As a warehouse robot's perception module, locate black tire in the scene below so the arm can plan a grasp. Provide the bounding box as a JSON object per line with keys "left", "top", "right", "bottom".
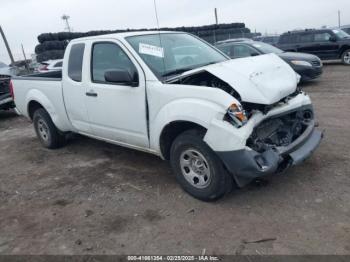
{"left": 33, "top": 108, "right": 65, "bottom": 149}
{"left": 170, "top": 129, "right": 233, "bottom": 201}
{"left": 341, "top": 49, "right": 350, "bottom": 65}
{"left": 35, "top": 41, "right": 67, "bottom": 54}
{"left": 36, "top": 50, "right": 65, "bottom": 63}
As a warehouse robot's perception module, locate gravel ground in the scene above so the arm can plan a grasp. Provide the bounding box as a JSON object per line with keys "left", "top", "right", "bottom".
{"left": 0, "top": 63, "right": 349, "bottom": 255}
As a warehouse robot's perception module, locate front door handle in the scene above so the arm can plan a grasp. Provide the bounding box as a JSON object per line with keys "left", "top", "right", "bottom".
{"left": 86, "top": 91, "right": 98, "bottom": 97}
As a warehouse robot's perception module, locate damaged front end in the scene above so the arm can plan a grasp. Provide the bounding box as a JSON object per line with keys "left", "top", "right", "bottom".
{"left": 217, "top": 105, "right": 323, "bottom": 187}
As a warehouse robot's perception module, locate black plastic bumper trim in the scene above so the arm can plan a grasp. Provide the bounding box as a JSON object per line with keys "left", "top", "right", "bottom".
{"left": 216, "top": 128, "right": 323, "bottom": 188}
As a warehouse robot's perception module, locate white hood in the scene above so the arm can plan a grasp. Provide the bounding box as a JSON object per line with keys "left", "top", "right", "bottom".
{"left": 192, "top": 54, "right": 299, "bottom": 105}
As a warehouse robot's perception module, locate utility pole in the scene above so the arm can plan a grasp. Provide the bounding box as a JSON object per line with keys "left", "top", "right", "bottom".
{"left": 0, "top": 25, "right": 15, "bottom": 65}
{"left": 21, "top": 44, "right": 29, "bottom": 70}
{"left": 338, "top": 10, "right": 341, "bottom": 28}
{"left": 61, "top": 14, "right": 71, "bottom": 32}
{"left": 214, "top": 8, "right": 218, "bottom": 25}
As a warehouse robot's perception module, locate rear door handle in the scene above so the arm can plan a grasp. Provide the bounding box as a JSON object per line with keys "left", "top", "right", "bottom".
{"left": 86, "top": 91, "right": 98, "bottom": 97}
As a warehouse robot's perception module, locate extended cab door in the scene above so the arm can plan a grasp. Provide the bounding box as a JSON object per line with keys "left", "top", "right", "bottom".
{"left": 62, "top": 43, "right": 92, "bottom": 133}
{"left": 83, "top": 40, "right": 149, "bottom": 148}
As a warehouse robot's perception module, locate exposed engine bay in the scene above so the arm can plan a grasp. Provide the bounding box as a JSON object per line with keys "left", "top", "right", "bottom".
{"left": 169, "top": 71, "right": 242, "bottom": 101}
{"left": 247, "top": 106, "right": 314, "bottom": 153}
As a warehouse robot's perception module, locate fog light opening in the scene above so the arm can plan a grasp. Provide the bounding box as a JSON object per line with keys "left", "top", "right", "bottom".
{"left": 303, "top": 110, "right": 313, "bottom": 121}
{"left": 255, "top": 156, "right": 268, "bottom": 171}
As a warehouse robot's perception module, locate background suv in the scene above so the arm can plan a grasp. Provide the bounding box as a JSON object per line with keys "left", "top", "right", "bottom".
{"left": 216, "top": 39, "right": 323, "bottom": 81}
{"left": 253, "top": 35, "right": 280, "bottom": 46}
{"left": 277, "top": 29, "right": 350, "bottom": 65}
{"left": 340, "top": 25, "right": 350, "bottom": 35}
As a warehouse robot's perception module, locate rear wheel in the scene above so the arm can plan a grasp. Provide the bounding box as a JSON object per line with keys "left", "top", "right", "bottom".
{"left": 341, "top": 49, "right": 350, "bottom": 65}
{"left": 33, "top": 108, "right": 65, "bottom": 149}
{"left": 170, "top": 129, "right": 233, "bottom": 201}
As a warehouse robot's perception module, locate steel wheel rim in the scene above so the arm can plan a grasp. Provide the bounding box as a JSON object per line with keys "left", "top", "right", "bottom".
{"left": 344, "top": 52, "right": 350, "bottom": 64}
{"left": 37, "top": 119, "right": 49, "bottom": 142}
{"left": 180, "top": 149, "right": 211, "bottom": 189}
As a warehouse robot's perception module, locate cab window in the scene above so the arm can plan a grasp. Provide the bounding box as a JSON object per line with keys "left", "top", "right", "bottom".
{"left": 68, "top": 44, "right": 85, "bottom": 82}
{"left": 231, "top": 45, "right": 258, "bottom": 58}
{"left": 314, "top": 33, "right": 332, "bottom": 42}
{"left": 91, "top": 42, "right": 137, "bottom": 84}
{"left": 217, "top": 44, "right": 232, "bottom": 57}
{"left": 299, "top": 33, "right": 314, "bottom": 43}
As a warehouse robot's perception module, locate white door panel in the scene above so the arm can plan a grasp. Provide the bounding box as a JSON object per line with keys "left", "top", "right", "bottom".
{"left": 84, "top": 40, "right": 149, "bottom": 148}
{"left": 86, "top": 83, "right": 148, "bottom": 147}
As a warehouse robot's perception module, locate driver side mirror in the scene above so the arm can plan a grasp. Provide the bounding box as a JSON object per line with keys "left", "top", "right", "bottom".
{"left": 329, "top": 36, "right": 337, "bottom": 42}
{"left": 104, "top": 69, "right": 138, "bottom": 87}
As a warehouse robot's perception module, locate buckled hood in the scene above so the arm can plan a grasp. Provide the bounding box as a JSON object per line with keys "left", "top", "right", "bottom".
{"left": 183, "top": 53, "right": 299, "bottom": 105}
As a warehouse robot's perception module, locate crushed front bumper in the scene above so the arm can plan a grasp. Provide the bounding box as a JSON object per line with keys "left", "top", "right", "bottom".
{"left": 216, "top": 121, "right": 323, "bottom": 187}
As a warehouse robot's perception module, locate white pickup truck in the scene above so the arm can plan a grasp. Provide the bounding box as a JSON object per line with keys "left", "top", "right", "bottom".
{"left": 12, "top": 31, "right": 323, "bottom": 201}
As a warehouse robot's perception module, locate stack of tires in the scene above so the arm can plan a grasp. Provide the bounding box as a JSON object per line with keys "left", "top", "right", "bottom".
{"left": 35, "top": 23, "right": 259, "bottom": 62}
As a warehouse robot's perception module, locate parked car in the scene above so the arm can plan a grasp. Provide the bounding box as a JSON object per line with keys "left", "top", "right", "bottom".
{"left": 277, "top": 28, "right": 350, "bottom": 65}
{"left": 216, "top": 39, "right": 323, "bottom": 81}
{"left": 0, "top": 62, "right": 15, "bottom": 110}
{"left": 38, "top": 59, "right": 63, "bottom": 72}
{"left": 340, "top": 25, "right": 350, "bottom": 35}
{"left": 253, "top": 35, "right": 280, "bottom": 46}
{"left": 12, "top": 31, "right": 323, "bottom": 201}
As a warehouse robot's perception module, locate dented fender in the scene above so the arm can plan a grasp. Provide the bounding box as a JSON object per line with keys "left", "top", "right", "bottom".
{"left": 24, "top": 89, "right": 72, "bottom": 132}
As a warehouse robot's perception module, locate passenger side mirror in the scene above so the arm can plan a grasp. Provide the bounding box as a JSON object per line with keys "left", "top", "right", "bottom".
{"left": 104, "top": 69, "right": 138, "bottom": 87}
{"left": 251, "top": 52, "right": 260, "bottom": 57}
{"left": 329, "top": 36, "right": 337, "bottom": 42}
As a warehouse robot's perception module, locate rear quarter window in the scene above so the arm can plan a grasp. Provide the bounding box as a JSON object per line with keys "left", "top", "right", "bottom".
{"left": 299, "top": 33, "right": 314, "bottom": 43}
{"left": 279, "top": 34, "right": 299, "bottom": 44}
{"left": 68, "top": 43, "right": 85, "bottom": 82}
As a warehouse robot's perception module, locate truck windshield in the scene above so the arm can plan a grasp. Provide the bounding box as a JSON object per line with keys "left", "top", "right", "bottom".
{"left": 126, "top": 33, "right": 228, "bottom": 80}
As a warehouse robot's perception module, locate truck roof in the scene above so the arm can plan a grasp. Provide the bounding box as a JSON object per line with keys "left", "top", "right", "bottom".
{"left": 69, "top": 30, "right": 181, "bottom": 43}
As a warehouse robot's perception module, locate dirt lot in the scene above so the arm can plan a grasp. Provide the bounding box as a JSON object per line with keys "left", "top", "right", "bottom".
{"left": 0, "top": 63, "right": 349, "bottom": 255}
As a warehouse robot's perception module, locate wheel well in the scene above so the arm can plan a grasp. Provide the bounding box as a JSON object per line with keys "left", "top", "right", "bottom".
{"left": 28, "top": 101, "right": 44, "bottom": 120}
{"left": 340, "top": 46, "right": 350, "bottom": 57}
{"left": 159, "top": 121, "right": 207, "bottom": 160}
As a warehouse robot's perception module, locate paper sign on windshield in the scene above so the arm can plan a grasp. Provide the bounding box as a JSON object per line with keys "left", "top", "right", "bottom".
{"left": 139, "top": 43, "right": 164, "bottom": 58}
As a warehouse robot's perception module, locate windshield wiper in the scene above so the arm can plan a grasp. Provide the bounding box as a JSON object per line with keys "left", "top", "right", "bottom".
{"left": 162, "top": 67, "right": 196, "bottom": 77}
{"left": 162, "top": 61, "right": 219, "bottom": 78}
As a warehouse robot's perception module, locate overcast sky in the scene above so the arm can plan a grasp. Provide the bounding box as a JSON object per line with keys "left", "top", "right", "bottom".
{"left": 1, "top": 0, "right": 349, "bottom": 64}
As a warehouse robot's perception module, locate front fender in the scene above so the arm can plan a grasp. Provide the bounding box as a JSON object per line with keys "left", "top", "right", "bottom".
{"left": 150, "top": 98, "right": 231, "bottom": 153}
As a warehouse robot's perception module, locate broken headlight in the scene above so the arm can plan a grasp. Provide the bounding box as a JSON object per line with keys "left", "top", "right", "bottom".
{"left": 225, "top": 103, "right": 248, "bottom": 128}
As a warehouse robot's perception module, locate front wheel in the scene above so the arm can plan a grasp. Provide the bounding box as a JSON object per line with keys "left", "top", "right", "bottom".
{"left": 170, "top": 129, "right": 233, "bottom": 201}
{"left": 341, "top": 49, "right": 350, "bottom": 65}
{"left": 33, "top": 108, "right": 65, "bottom": 149}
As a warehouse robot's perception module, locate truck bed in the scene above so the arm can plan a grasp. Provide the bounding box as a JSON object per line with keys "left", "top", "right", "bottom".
{"left": 18, "top": 70, "right": 62, "bottom": 81}
{"left": 12, "top": 71, "right": 72, "bottom": 132}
